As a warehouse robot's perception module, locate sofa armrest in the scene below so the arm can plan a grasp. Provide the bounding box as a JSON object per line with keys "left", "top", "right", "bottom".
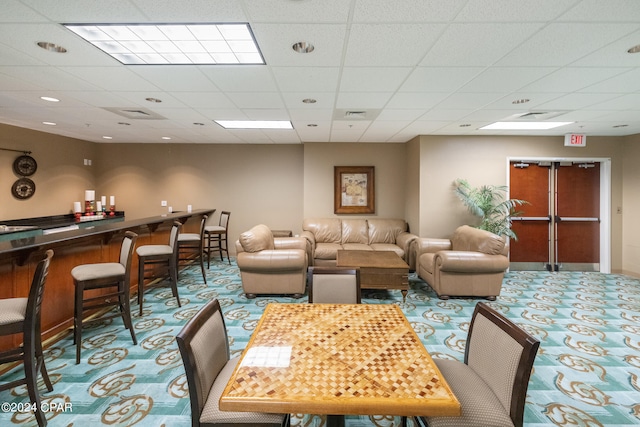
{"left": 396, "top": 231, "right": 418, "bottom": 253}
{"left": 237, "top": 249, "right": 306, "bottom": 271}
{"left": 435, "top": 251, "right": 509, "bottom": 273}
{"left": 274, "top": 236, "right": 307, "bottom": 251}
{"left": 300, "top": 230, "right": 316, "bottom": 265}
{"left": 415, "top": 238, "right": 452, "bottom": 257}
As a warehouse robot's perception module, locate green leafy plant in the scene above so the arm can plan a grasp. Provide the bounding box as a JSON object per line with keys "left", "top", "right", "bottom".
{"left": 453, "top": 178, "right": 529, "bottom": 240}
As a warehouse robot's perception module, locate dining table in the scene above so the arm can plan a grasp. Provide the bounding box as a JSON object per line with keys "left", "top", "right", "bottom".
{"left": 219, "top": 303, "right": 460, "bottom": 427}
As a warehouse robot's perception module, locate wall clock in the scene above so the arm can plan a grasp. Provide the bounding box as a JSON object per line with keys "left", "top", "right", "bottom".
{"left": 12, "top": 177, "right": 36, "bottom": 199}
{"left": 13, "top": 154, "right": 38, "bottom": 176}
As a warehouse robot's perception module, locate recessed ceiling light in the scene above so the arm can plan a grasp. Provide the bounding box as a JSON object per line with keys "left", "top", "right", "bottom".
{"left": 627, "top": 44, "right": 640, "bottom": 54}
{"left": 613, "top": 124, "right": 628, "bottom": 128}
{"left": 161, "top": 136, "right": 172, "bottom": 140}
{"left": 307, "top": 124, "right": 318, "bottom": 127}
{"left": 302, "top": 98, "right": 317, "bottom": 104}
{"left": 480, "top": 121, "right": 573, "bottom": 130}
{"left": 42, "top": 121, "right": 56, "bottom": 126}
{"left": 40, "top": 96, "right": 60, "bottom": 102}
{"left": 512, "top": 99, "right": 530, "bottom": 104}
{"left": 64, "top": 23, "right": 264, "bottom": 65}
{"left": 37, "top": 41, "right": 67, "bottom": 53}
{"left": 292, "top": 42, "right": 314, "bottom": 53}
{"left": 102, "top": 136, "right": 113, "bottom": 139}
{"left": 214, "top": 120, "right": 293, "bottom": 129}
{"left": 193, "top": 122, "right": 204, "bottom": 126}
{"left": 118, "top": 122, "right": 131, "bottom": 125}
{"left": 146, "top": 97, "right": 162, "bottom": 103}
{"left": 459, "top": 124, "right": 471, "bottom": 127}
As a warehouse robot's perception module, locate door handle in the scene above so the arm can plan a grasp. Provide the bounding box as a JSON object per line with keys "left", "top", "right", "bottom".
{"left": 556, "top": 217, "right": 599, "bottom": 222}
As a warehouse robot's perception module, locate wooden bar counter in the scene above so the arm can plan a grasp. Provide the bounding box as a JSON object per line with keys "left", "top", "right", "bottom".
{"left": 0, "top": 209, "right": 214, "bottom": 350}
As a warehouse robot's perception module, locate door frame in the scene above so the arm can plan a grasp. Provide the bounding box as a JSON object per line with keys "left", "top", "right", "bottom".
{"left": 506, "top": 156, "right": 611, "bottom": 273}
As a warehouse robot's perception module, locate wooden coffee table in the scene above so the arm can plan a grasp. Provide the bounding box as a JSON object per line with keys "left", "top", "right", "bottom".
{"left": 337, "top": 250, "right": 409, "bottom": 302}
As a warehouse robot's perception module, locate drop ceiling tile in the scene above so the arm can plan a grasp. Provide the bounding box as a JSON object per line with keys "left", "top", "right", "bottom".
{"left": 352, "top": 0, "right": 467, "bottom": 22}
{"left": 377, "top": 109, "right": 427, "bottom": 121}
{"left": 584, "top": 93, "right": 640, "bottom": 110}
{"left": 272, "top": 67, "right": 340, "bottom": 93}
{"left": 484, "top": 92, "right": 568, "bottom": 110}
{"left": 60, "top": 66, "right": 160, "bottom": 91}
{"left": 418, "top": 109, "right": 474, "bottom": 121}
{"left": 226, "top": 92, "right": 285, "bottom": 109}
{"left": 335, "top": 92, "right": 393, "bottom": 109}
{"left": 252, "top": 23, "right": 346, "bottom": 67}
{"left": 497, "top": 23, "right": 640, "bottom": 66}
{"left": 535, "top": 93, "right": 622, "bottom": 110}
{"left": 400, "top": 67, "right": 484, "bottom": 92}
{"left": 171, "top": 91, "right": 236, "bottom": 109}
{"left": 288, "top": 108, "right": 334, "bottom": 121}
{"left": 420, "top": 23, "right": 545, "bottom": 66}
{"left": 339, "top": 67, "right": 412, "bottom": 92}
{"left": 1, "top": 65, "right": 100, "bottom": 91}
{"left": 519, "top": 67, "right": 632, "bottom": 93}
{"left": 459, "top": 67, "right": 558, "bottom": 93}
{"left": 344, "top": 23, "right": 446, "bottom": 67}
{"left": 455, "top": 0, "right": 580, "bottom": 21}
{"left": 132, "top": 0, "right": 247, "bottom": 21}
{"left": 21, "top": 0, "right": 148, "bottom": 21}
{"left": 435, "top": 92, "right": 504, "bottom": 110}
{"left": 281, "top": 93, "right": 336, "bottom": 110}
{"left": 558, "top": 0, "right": 640, "bottom": 21}
{"left": 1, "top": 0, "right": 48, "bottom": 22}
{"left": 295, "top": 121, "right": 331, "bottom": 142}
{"left": 386, "top": 92, "right": 450, "bottom": 109}
{"left": 244, "top": 0, "right": 351, "bottom": 23}
{"left": 572, "top": 29, "right": 640, "bottom": 67}
{"left": 242, "top": 109, "right": 290, "bottom": 120}
{"left": 131, "top": 67, "right": 221, "bottom": 92}
{"left": 200, "top": 66, "right": 277, "bottom": 93}
{"left": 361, "top": 121, "right": 414, "bottom": 142}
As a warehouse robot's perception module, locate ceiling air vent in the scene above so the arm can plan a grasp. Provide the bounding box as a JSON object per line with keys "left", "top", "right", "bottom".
{"left": 102, "top": 107, "right": 167, "bottom": 120}
{"left": 345, "top": 111, "right": 367, "bottom": 119}
{"left": 508, "top": 111, "right": 569, "bottom": 121}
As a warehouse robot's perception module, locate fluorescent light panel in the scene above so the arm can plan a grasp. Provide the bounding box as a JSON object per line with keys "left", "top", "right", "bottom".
{"left": 480, "top": 121, "right": 573, "bottom": 130}
{"left": 64, "top": 23, "right": 264, "bottom": 65}
{"left": 215, "top": 120, "right": 293, "bottom": 129}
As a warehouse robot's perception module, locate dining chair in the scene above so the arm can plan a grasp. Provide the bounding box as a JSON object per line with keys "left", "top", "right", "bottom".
{"left": 307, "top": 266, "right": 361, "bottom": 303}
{"left": 178, "top": 215, "right": 208, "bottom": 284}
{"left": 205, "top": 211, "right": 230, "bottom": 267}
{"left": 176, "top": 298, "right": 290, "bottom": 427}
{"left": 71, "top": 231, "right": 138, "bottom": 364}
{"left": 415, "top": 302, "right": 540, "bottom": 427}
{"left": 137, "top": 221, "right": 182, "bottom": 315}
{"left": 0, "top": 250, "right": 54, "bottom": 427}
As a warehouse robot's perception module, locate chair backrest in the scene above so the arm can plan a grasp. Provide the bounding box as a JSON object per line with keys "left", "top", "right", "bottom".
{"left": 169, "top": 221, "right": 182, "bottom": 251}
{"left": 219, "top": 211, "right": 230, "bottom": 231}
{"left": 465, "top": 302, "right": 540, "bottom": 427}
{"left": 307, "top": 267, "right": 361, "bottom": 303}
{"left": 176, "top": 299, "right": 230, "bottom": 424}
{"left": 198, "top": 215, "right": 208, "bottom": 241}
{"left": 119, "top": 231, "right": 138, "bottom": 283}
{"left": 25, "top": 250, "right": 54, "bottom": 347}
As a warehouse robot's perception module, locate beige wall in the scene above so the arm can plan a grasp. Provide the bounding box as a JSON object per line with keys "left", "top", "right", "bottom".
{"left": 0, "top": 124, "right": 96, "bottom": 220}
{"left": 622, "top": 134, "right": 640, "bottom": 276}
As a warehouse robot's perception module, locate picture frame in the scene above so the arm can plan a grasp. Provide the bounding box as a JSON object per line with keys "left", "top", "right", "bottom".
{"left": 334, "top": 166, "right": 375, "bottom": 214}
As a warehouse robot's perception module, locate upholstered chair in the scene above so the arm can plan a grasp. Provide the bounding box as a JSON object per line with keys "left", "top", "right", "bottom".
{"left": 307, "top": 267, "right": 361, "bottom": 303}
{"left": 178, "top": 215, "right": 208, "bottom": 284}
{"left": 176, "top": 299, "right": 290, "bottom": 427}
{"left": 416, "top": 302, "right": 540, "bottom": 427}
{"left": 0, "top": 250, "right": 54, "bottom": 427}
{"left": 205, "top": 211, "right": 230, "bottom": 266}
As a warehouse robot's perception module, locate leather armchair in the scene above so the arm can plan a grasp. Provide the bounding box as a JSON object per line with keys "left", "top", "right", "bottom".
{"left": 236, "top": 224, "right": 307, "bottom": 299}
{"left": 416, "top": 225, "right": 509, "bottom": 300}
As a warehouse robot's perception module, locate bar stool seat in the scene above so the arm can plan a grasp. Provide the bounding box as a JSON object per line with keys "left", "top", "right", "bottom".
{"left": 71, "top": 231, "right": 138, "bottom": 364}
{"left": 137, "top": 221, "right": 182, "bottom": 316}
{"left": 0, "top": 250, "right": 54, "bottom": 427}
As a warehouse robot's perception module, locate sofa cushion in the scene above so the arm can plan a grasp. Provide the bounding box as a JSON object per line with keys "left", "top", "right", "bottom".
{"left": 314, "top": 242, "right": 343, "bottom": 260}
{"left": 303, "top": 218, "right": 341, "bottom": 244}
{"left": 370, "top": 243, "right": 404, "bottom": 258}
{"left": 239, "top": 224, "right": 274, "bottom": 253}
{"left": 368, "top": 219, "right": 406, "bottom": 244}
{"left": 341, "top": 219, "right": 368, "bottom": 244}
{"left": 451, "top": 225, "right": 505, "bottom": 255}
{"left": 342, "top": 243, "right": 372, "bottom": 251}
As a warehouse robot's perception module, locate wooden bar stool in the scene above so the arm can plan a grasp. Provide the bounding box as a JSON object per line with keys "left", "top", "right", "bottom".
{"left": 0, "top": 250, "right": 54, "bottom": 427}
{"left": 205, "top": 211, "right": 231, "bottom": 267}
{"left": 178, "top": 214, "right": 208, "bottom": 284}
{"left": 136, "top": 221, "right": 182, "bottom": 316}
{"left": 71, "top": 231, "right": 138, "bottom": 364}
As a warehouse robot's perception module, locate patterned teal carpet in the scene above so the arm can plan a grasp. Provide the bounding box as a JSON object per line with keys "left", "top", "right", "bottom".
{"left": 1, "top": 259, "right": 639, "bottom": 426}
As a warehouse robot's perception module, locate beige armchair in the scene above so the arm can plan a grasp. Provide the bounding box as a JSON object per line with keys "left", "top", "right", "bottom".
{"left": 416, "top": 225, "right": 509, "bottom": 300}
{"left": 236, "top": 224, "right": 307, "bottom": 299}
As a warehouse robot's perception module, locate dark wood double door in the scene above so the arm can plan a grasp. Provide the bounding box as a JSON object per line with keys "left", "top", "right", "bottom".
{"left": 509, "top": 160, "right": 600, "bottom": 272}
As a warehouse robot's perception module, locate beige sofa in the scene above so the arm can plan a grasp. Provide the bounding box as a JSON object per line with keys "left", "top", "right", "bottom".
{"left": 415, "top": 225, "right": 509, "bottom": 300}
{"left": 235, "top": 224, "right": 307, "bottom": 298}
{"left": 301, "top": 218, "right": 417, "bottom": 269}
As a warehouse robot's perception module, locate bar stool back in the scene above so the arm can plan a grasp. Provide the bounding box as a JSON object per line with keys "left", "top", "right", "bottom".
{"left": 71, "top": 231, "right": 138, "bottom": 364}
{"left": 178, "top": 214, "right": 208, "bottom": 284}
{"left": 136, "top": 221, "right": 182, "bottom": 316}
{"left": 0, "top": 249, "right": 54, "bottom": 427}
{"left": 205, "top": 211, "right": 231, "bottom": 266}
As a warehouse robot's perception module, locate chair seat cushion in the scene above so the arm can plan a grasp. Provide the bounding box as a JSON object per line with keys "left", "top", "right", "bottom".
{"left": 201, "top": 356, "right": 286, "bottom": 424}
{"left": 205, "top": 225, "right": 225, "bottom": 233}
{"left": 178, "top": 233, "right": 201, "bottom": 242}
{"left": 425, "top": 358, "right": 515, "bottom": 427}
{"left": 71, "top": 263, "right": 125, "bottom": 281}
{"left": 136, "top": 245, "right": 172, "bottom": 256}
{"left": 0, "top": 297, "right": 27, "bottom": 326}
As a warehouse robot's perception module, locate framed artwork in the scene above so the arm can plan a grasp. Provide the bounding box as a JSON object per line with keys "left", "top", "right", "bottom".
{"left": 334, "top": 166, "right": 375, "bottom": 214}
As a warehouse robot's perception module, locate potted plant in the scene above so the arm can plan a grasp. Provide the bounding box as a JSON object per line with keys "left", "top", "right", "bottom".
{"left": 453, "top": 178, "right": 528, "bottom": 240}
